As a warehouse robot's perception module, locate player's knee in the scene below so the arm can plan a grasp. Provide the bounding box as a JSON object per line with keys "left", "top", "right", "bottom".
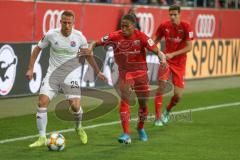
{"left": 38, "top": 97, "right": 49, "bottom": 107}
{"left": 69, "top": 99, "right": 80, "bottom": 112}
{"left": 38, "top": 94, "right": 50, "bottom": 107}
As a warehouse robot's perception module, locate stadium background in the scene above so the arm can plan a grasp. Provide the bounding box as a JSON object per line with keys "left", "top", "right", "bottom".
{"left": 0, "top": 1, "right": 239, "bottom": 160}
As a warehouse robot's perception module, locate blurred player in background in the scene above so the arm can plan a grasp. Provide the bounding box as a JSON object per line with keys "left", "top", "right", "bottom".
{"left": 81, "top": 14, "right": 166, "bottom": 144}
{"left": 26, "top": 10, "right": 105, "bottom": 147}
{"left": 153, "top": 5, "right": 193, "bottom": 126}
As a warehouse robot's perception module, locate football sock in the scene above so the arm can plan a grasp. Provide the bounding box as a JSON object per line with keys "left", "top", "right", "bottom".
{"left": 166, "top": 95, "right": 179, "bottom": 112}
{"left": 120, "top": 100, "right": 130, "bottom": 134}
{"left": 154, "top": 94, "right": 163, "bottom": 120}
{"left": 72, "top": 107, "right": 83, "bottom": 129}
{"left": 137, "top": 106, "right": 148, "bottom": 130}
{"left": 36, "top": 106, "right": 47, "bottom": 137}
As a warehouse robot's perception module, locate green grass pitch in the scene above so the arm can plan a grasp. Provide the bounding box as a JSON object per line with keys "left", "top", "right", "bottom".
{"left": 0, "top": 87, "right": 240, "bottom": 160}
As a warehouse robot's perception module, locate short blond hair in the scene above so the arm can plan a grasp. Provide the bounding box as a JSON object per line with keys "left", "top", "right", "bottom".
{"left": 61, "top": 10, "right": 75, "bottom": 18}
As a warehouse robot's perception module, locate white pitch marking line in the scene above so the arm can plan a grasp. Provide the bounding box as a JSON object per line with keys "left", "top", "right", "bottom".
{"left": 0, "top": 102, "right": 240, "bottom": 144}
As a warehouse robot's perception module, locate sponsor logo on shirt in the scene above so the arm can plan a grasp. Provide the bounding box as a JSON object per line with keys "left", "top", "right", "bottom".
{"left": 168, "top": 37, "right": 182, "bottom": 43}
{"left": 118, "top": 40, "right": 133, "bottom": 51}
{"left": 70, "top": 41, "right": 76, "bottom": 47}
{"left": 178, "top": 29, "right": 184, "bottom": 33}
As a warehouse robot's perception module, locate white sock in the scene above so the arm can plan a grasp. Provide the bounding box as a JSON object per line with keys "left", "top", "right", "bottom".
{"left": 73, "top": 107, "right": 83, "bottom": 129}
{"left": 36, "top": 107, "right": 48, "bottom": 137}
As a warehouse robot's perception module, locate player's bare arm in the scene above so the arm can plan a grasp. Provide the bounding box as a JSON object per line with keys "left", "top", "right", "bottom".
{"left": 78, "top": 42, "right": 107, "bottom": 81}
{"left": 26, "top": 46, "right": 42, "bottom": 80}
{"left": 85, "top": 54, "right": 107, "bottom": 82}
{"left": 79, "top": 41, "right": 97, "bottom": 56}
{"left": 166, "top": 40, "right": 192, "bottom": 59}
{"left": 151, "top": 46, "right": 166, "bottom": 63}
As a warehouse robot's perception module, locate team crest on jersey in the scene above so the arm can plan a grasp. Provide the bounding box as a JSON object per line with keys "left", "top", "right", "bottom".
{"left": 134, "top": 40, "right": 141, "bottom": 46}
{"left": 70, "top": 41, "right": 76, "bottom": 47}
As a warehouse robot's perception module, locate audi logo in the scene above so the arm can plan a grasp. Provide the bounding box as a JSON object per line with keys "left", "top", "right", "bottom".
{"left": 43, "top": 10, "right": 64, "bottom": 34}
{"left": 137, "top": 13, "right": 154, "bottom": 37}
{"left": 195, "top": 14, "right": 216, "bottom": 38}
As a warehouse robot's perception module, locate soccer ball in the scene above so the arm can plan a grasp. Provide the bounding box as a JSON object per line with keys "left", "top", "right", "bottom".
{"left": 46, "top": 133, "right": 65, "bottom": 151}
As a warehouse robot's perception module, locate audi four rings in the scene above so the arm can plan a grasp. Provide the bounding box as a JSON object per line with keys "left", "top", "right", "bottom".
{"left": 195, "top": 14, "right": 216, "bottom": 38}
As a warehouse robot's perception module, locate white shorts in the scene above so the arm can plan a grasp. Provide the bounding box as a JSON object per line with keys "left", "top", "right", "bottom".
{"left": 40, "top": 67, "right": 81, "bottom": 100}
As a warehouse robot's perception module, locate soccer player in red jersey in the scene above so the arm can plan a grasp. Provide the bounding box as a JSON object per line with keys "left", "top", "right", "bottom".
{"left": 80, "top": 14, "right": 165, "bottom": 144}
{"left": 153, "top": 5, "right": 193, "bottom": 126}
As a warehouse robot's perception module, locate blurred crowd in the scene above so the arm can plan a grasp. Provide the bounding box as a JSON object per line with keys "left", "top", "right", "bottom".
{"left": 36, "top": 0, "right": 240, "bottom": 9}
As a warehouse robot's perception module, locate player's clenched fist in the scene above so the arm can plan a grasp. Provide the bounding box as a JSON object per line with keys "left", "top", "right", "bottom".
{"left": 26, "top": 69, "right": 34, "bottom": 80}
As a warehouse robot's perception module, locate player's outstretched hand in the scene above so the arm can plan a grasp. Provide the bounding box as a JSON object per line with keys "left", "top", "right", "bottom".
{"left": 26, "top": 69, "right": 33, "bottom": 80}
{"left": 97, "top": 72, "right": 107, "bottom": 82}
{"left": 165, "top": 53, "right": 174, "bottom": 60}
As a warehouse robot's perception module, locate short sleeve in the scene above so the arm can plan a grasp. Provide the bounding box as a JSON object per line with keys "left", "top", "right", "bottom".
{"left": 141, "top": 32, "right": 157, "bottom": 52}
{"left": 155, "top": 23, "right": 165, "bottom": 40}
{"left": 96, "top": 33, "right": 115, "bottom": 46}
{"left": 38, "top": 32, "right": 50, "bottom": 49}
{"left": 80, "top": 33, "right": 89, "bottom": 49}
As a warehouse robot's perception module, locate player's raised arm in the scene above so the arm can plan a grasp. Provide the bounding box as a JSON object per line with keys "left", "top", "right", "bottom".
{"left": 26, "top": 46, "right": 42, "bottom": 80}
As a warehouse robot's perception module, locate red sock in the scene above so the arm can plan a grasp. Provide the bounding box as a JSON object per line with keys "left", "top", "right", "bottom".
{"left": 154, "top": 94, "right": 162, "bottom": 120}
{"left": 137, "top": 106, "right": 148, "bottom": 130}
{"left": 167, "top": 95, "right": 179, "bottom": 111}
{"left": 120, "top": 100, "right": 130, "bottom": 134}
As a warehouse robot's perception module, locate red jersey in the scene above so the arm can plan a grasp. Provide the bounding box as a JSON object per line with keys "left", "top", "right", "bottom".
{"left": 156, "top": 20, "right": 193, "bottom": 63}
{"left": 97, "top": 29, "right": 157, "bottom": 72}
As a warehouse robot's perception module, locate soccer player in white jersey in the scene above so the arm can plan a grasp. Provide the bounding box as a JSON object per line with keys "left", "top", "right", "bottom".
{"left": 26, "top": 10, "right": 106, "bottom": 147}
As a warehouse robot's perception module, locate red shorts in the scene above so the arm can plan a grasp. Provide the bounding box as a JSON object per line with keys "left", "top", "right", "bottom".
{"left": 158, "top": 62, "right": 186, "bottom": 88}
{"left": 118, "top": 70, "right": 150, "bottom": 98}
